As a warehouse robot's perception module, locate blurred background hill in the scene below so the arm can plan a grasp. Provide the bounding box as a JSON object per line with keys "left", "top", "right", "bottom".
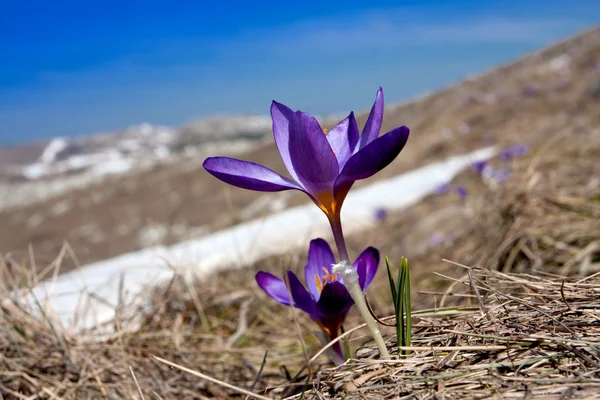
{"left": 1, "top": 25, "right": 599, "bottom": 273}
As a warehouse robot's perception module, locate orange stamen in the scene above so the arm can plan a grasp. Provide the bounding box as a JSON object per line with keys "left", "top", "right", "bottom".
{"left": 321, "top": 267, "right": 339, "bottom": 283}
{"left": 314, "top": 267, "right": 340, "bottom": 295}
{"left": 315, "top": 275, "right": 323, "bottom": 294}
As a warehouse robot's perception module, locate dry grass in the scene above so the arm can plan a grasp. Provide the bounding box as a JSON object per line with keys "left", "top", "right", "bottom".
{"left": 2, "top": 118, "right": 599, "bottom": 399}
{"left": 287, "top": 266, "right": 600, "bottom": 399}
{"left": 0, "top": 257, "right": 331, "bottom": 399}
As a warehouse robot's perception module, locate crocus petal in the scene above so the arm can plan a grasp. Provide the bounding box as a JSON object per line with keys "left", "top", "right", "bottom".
{"left": 357, "top": 87, "right": 384, "bottom": 150}
{"left": 334, "top": 126, "right": 410, "bottom": 196}
{"left": 304, "top": 238, "right": 336, "bottom": 300}
{"left": 288, "top": 111, "right": 339, "bottom": 199}
{"left": 255, "top": 271, "right": 293, "bottom": 306}
{"left": 353, "top": 247, "right": 380, "bottom": 291}
{"left": 326, "top": 112, "right": 359, "bottom": 169}
{"left": 271, "top": 101, "right": 301, "bottom": 182}
{"left": 203, "top": 157, "right": 303, "bottom": 192}
{"left": 287, "top": 271, "right": 317, "bottom": 316}
{"left": 315, "top": 281, "right": 354, "bottom": 319}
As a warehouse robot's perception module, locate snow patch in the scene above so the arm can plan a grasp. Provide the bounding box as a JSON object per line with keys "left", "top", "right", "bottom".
{"left": 548, "top": 54, "right": 571, "bottom": 72}
{"left": 51, "top": 200, "right": 72, "bottom": 217}
{"left": 39, "top": 137, "right": 69, "bottom": 164}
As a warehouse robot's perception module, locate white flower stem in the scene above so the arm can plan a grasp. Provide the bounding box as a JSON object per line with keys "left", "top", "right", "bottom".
{"left": 333, "top": 260, "right": 391, "bottom": 359}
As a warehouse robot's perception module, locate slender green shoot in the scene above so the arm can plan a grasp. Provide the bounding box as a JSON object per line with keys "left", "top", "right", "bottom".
{"left": 340, "top": 325, "right": 352, "bottom": 362}
{"left": 387, "top": 256, "right": 412, "bottom": 355}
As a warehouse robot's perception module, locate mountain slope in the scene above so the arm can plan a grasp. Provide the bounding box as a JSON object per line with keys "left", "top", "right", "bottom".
{"left": 1, "top": 26, "right": 599, "bottom": 273}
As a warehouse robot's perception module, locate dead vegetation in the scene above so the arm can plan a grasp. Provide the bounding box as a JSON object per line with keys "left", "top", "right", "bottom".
{"left": 2, "top": 109, "right": 599, "bottom": 398}
{"left": 287, "top": 266, "right": 600, "bottom": 399}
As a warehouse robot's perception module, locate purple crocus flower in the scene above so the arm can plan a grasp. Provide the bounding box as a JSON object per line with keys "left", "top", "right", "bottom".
{"left": 471, "top": 160, "right": 488, "bottom": 175}
{"left": 509, "top": 144, "right": 528, "bottom": 157}
{"left": 500, "top": 144, "right": 529, "bottom": 161}
{"left": 520, "top": 83, "right": 540, "bottom": 98}
{"left": 499, "top": 150, "right": 512, "bottom": 161}
{"left": 255, "top": 238, "right": 379, "bottom": 358}
{"left": 434, "top": 183, "right": 450, "bottom": 195}
{"left": 493, "top": 168, "right": 511, "bottom": 182}
{"left": 456, "top": 185, "right": 468, "bottom": 200}
{"left": 203, "top": 88, "right": 410, "bottom": 259}
{"left": 373, "top": 207, "right": 388, "bottom": 222}
{"left": 430, "top": 233, "right": 443, "bottom": 247}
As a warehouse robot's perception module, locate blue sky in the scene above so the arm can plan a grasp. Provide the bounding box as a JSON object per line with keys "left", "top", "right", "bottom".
{"left": 1, "top": 1, "right": 599, "bottom": 145}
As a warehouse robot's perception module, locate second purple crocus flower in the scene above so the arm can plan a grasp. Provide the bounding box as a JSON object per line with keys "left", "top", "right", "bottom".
{"left": 255, "top": 238, "right": 379, "bottom": 359}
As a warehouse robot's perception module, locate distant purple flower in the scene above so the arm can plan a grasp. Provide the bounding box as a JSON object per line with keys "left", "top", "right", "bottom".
{"left": 456, "top": 186, "right": 468, "bottom": 200}
{"left": 430, "top": 233, "right": 443, "bottom": 247}
{"left": 256, "top": 238, "right": 379, "bottom": 359}
{"left": 458, "top": 122, "right": 471, "bottom": 135}
{"left": 373, "top": 207, "right": 388, "bottom": 222}
{"left": 471, "top": 160, "right": 488, "bottom": 175}
{"left": 499, "top": 151, "right": 511, "bottom": 161}
{"left": 435, "top": 183, "right": 450, "bottom": 195}
{"left": 521, "top": 83, "right": 540, "bottom": 98}
{"left": 510, "top": 144, "right": 528, "bottom": 157}
{"left": 203, "top": 87, "right": 410, "bottom": 259}
{"left": 493, "top": 168, "right": 511, "bottom": 182}
{"left": 500, "top": 144, "right": 528, "bottom": 161}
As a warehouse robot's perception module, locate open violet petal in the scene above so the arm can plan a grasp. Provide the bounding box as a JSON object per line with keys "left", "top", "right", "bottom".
{"left": 335, "top": 126, "right": 410, "bottom": 195}
{"left": 304, "top": 238, "right": 337, "bottom": 300}
{"left": 288, "top": 111, "right": 339, "bottom": 198}
{"left": 203, "top": 157, "right": 303, "bottom": 192}
{"left": 287, "top": 271, "right": 317, "bottom": 316}
{"left": 255, "top": 271, "right": 293, "bottom": 306}
{"left": 354, "top": 247, "right": 380, "bottom": 291}
{"left": 326, "top": 112, "right": 360, "bottom": 170}
{"left": 271, "top": 101, "right": 301, "bottom": 182}
{"left": 357, "top": 87, "right": 384, "bottom": 150}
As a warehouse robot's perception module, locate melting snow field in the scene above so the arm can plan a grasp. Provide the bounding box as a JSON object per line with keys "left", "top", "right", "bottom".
{"left": 18, "top": 147, "right": 496, "bottom": 335}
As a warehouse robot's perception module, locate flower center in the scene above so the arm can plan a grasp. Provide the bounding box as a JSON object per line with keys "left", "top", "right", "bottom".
{"left": 314, "top": 267, "right": 340, "bottom": 294}
{"left": 315, "top": 191, "right": 338, "bottom": 217}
